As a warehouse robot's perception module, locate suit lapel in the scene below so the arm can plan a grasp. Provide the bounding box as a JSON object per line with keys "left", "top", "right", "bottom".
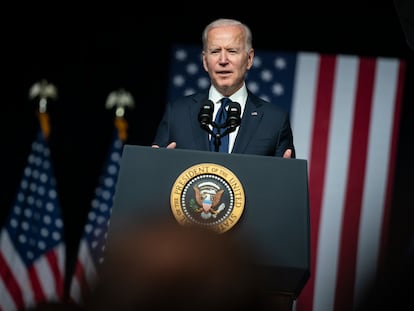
{"left": 232, "top": 96, "right": 263, "bottom": 153}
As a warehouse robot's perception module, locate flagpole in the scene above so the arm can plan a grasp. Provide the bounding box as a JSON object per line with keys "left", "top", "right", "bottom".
{"left": 105, "top": 88, "right": 135, "bottom": 142}
{"left": 28, "top": 79, "right": 58, "bottom": 140}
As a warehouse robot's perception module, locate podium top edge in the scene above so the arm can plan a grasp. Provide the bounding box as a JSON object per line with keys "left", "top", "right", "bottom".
{"left": 122, "top": 144, "right": 308, "bottom": 163}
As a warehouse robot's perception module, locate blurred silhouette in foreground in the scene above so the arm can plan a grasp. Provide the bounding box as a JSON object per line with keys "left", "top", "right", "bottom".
{"left": 83, "top": 219, "right": 268, "bottom": 311}
{"left": 25, "top": 301, "right": 84, "bottom": 311}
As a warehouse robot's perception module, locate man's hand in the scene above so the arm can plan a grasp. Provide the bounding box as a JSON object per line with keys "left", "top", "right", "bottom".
{"left": 151, "top": 142, "right": 177, "bottom": 149}
{"left": 283, "top": 149, "right": 292, "bottom": 158}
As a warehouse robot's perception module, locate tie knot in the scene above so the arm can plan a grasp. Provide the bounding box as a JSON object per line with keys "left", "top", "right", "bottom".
{"left": 214, "top": 98, "right": 230, "bottom": 128}
{"left": 221, "top": 97, "right": 230, "bottom": 108}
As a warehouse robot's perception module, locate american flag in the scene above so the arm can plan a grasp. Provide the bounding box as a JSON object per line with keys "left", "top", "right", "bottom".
{"left": 0, "top": 129, "right": 65, "bottom": 311}
{"left": 168, "top": 44, "right": 406, "bottom": 311}
{"left": 69, "top": 128, "right": 123, "bottom": 304}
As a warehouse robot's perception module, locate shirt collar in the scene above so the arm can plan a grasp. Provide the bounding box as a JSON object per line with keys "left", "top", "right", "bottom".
{"left": 208, "top": 84, "right": 248, "bottom": 109}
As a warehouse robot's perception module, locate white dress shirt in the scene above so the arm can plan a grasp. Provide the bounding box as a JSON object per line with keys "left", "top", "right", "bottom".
{"left": 208, "top": 85, "right": 247, "bottom": 153}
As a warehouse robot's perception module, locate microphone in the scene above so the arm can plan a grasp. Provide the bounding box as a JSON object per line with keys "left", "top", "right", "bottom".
{"left": 198, "top": 100, "right": 214, "bottom": 127}
{"left": 226, "top": 101, "right": 241, "bottom": 130}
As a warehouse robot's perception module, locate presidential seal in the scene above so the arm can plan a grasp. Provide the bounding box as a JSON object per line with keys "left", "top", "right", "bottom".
{"left": 170, "top": 163, "right": 245, "bottom": 233}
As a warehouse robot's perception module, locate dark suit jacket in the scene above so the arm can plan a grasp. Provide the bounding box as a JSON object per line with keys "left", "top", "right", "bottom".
{"left": 153, "top": 90, "right": 295, "bottom": 158}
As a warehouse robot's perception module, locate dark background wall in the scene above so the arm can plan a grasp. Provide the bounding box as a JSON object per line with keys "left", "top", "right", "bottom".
{"left": 2, "top": 1, "right": 413, "bottom": 293}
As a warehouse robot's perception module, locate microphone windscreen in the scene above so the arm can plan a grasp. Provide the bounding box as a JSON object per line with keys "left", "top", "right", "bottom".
{"left": 198, "top": 100, "right": 214, "bottom": 126}
{"left": 227, "top": 101, "right": 241, "bottom": 128}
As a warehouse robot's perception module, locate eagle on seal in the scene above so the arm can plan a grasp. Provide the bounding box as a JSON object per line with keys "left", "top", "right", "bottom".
{"left": 193, "top": 186, "right": 225, "bottom": 218}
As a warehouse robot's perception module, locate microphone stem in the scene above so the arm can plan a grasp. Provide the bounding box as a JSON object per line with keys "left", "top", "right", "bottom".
{"left": 214, "top": 133, "right": 221, "bottom": 152}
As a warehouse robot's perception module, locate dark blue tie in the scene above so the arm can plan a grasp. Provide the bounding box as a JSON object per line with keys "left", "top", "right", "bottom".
{"left": 211, "top": 97, "right": 230, "bottom": 152}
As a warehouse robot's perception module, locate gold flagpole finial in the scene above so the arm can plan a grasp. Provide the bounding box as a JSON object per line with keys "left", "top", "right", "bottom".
{"left": 105, "top": 88, "right": 135, "bottom": 142}
{"left": 29, "top": 79, "right": 58, "bottom": 140}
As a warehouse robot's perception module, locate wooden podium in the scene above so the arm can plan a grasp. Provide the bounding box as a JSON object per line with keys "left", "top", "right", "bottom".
{"left": 109, "top": 145, "right": 310, "bottom": 310}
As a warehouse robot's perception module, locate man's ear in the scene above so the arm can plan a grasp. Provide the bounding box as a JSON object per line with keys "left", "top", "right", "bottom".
{"left": 247, "top": 49, "right": 255, "bottom": 70}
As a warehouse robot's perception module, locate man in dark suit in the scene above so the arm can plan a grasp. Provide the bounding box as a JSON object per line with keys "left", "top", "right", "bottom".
{"left": 152, "top": 18, "right": 295, "bottom": 159}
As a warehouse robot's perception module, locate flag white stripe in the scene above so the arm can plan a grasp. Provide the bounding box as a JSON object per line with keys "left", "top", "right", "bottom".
{"left": 34, "top": 243, "right": 64, "bottom": 301}
{"left": 70, "top": 239, "right": 97, "bottom": 302}
{"left": 79, "top": 240, "right": 98, "bottom": 288}
{"left": 0, "top": 276, "right": 18, "bottom": 311}
{"left": 0, "top": 231, "right": 34, "bottom": 309}
{"left": 57, "top": 243, "right": 65, "bottom": 285}
{"left": 290, "top": 52, "right": 319, "bottom": 311}
{"left": 70, "top": 273, "right": 81, "bottom": 303}
{"left": 313, "top": 55, "right": 359, "bottom": 311}
{"left": 35, "top": 253, "right": 57, "bottom": 299}
{"left": 70, "top": 239, "right": 96, "bottom": 303}
{"left": 354, "top": 58, "right": 400, "bottom": 307}
{"left": 70, "top": 243, "right": 86, "bottom": 302}
{"left": 291, "top": 52, "right": 319, "bottom": 161}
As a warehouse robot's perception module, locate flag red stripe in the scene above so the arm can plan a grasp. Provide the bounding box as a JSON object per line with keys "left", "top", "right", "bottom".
{"left": 72, "top": 259, "right": 90, "bottom": 303}
{"left": 296, "top": 54, "right": 337, "bottom": 311}
{"left": 378, "top": 60, "right": 406, "bottom": 271}
{"left": 46, "top": 249, "right": 64, "bottom": 298}
{"left": 0, "top": 252, "right": 25, "bottom": 310}
{"left": 333, "top": 58, "right": 376, "bottom": 311}
{"left": 28, "top": 264, "right": 46, "bottom": 303}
